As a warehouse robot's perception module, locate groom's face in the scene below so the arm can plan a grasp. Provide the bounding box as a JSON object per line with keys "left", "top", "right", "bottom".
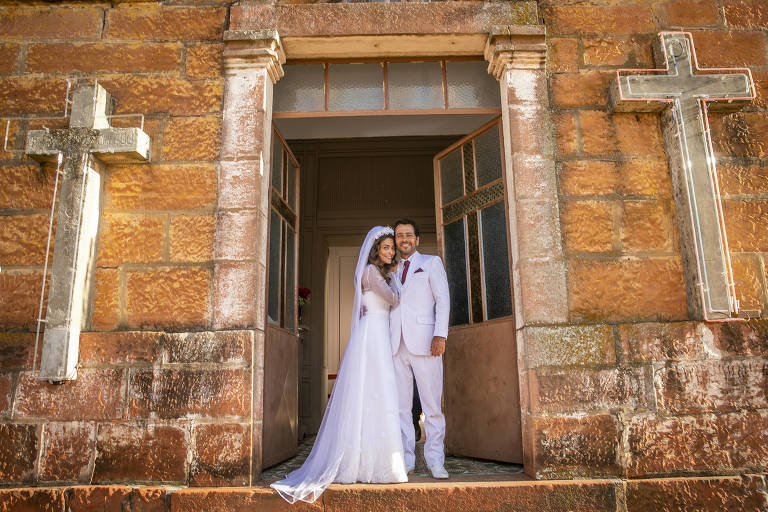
{"left": 395, "top": 224, "right": 419, "bottom": 259}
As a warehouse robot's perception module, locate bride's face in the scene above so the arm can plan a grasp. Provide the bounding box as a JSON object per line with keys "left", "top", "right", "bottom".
{"left": 378, "top": 238, "right": 395, "bottom": 265}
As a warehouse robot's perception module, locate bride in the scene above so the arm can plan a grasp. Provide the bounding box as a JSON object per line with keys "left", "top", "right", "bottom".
{"left": 271, "top": 226, "right": 408, "bottom": 504}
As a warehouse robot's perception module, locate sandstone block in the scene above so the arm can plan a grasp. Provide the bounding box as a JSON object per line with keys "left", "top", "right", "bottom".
{"left": 217, "top": 160, "right": 263, "bottom": 210}
{"left": 67, "top": 486, "right": 133, "bottom": 511}
{"left": 0, "top": 77, "right": 68, "bottom": 114}
{"left": 14, "top": 369, "right": 126, "bottom": 420}
{"left": 533, "top": 414, "right": 620, "bottom": 478}
{"left": 516, "top": 200, "right": 561, "bottom": 259}
{"left": 79, "top": 331, "right": 161, "bottom": 365}
{"left": 554, "top": 112, "right": 577, "bottom": 156}
{"left": 580, "top": 110, "right": 615, "bottom": 156}
{"left": 98, "top": 76, "right": 222, "bottom": 115}
{"left": 551, "top": 71, "right": 611, "bottom": 107}
{"left": 38, "top": 422, "right": 95, "bottom": 483}
{"left": 186, "top": 44, "right": 223, "bottom": 79}
{"left": 718, "top": 162, "right": 768, "bottom": 196}
{"left": 613, "top": 113, "right": 666, "bottom": 158}
{"left": 522, "top": 324, "right": 615, "bottom": 369}
{"left": 517, "top": 259, "right": 569, "bottom": 325}
{"left": 106, "top": 6, "right": 226, "bottom": 41}
{"left": 559, "top": 161, "right": 618, "bottom": 196}
{"left": 710, "top": 319, "right": 768, "bottom": 356}
{"left": 547, "top": 37, "right": 578, "bottom": 74}
{"left": 0, "top": 423, "right": 38, "bottom": 484}
{"left": 663, "top": 0, "right": 722, "bottom": 26}
{"left": 0, "top": 164, "right": 56, "bottom": 210}
{"left": 691, "top": 29, "right": 768, "bottom": 67}
{"left": 162, "top": 330, "right": 251, "bottom": 364}
{"left": 0, "top": 43, "right": 18, "bottom": 73}
{"left": 126, "top": 268, "right": 211, "bottom": 329}
{"left": 730, "top": 256, "right": 765, "bottom": 313}
{"left": 0, "top": 6, "right": 103, "bottom": 39}
{"left": 212, "top": 262, "right": 260, "bottom": 330}
{"left": 621, "top": 200, "right": 673, "bottom": 252}
{"left": 724, "top": 0, "right": 768, "bottom": 27}
{"left": 617, "top": 159, "right": 673, "bottom": 197}
{"left": 0, "top": 213, "right": 53, "bottom": 266}
{"left": 563, "top": 200, "right": 614, "bottom": 252}
{"left": 511, "top": 154, "right": 557, "bottom": 200}
{"left": 0, "top": 332, "right": 35, "bottom": 370}
{"left": 0, "top": 271, "right": 48, "bottom": 330}
{"left": 723, "top": 199, "right": 768, "bottom": 251}
{"left": 90, "top": 268, "right": 120, "bottom": 331}
{"left": 26, "top": 43, "right": 182, "bottom": 73}
{"left": 0, "top": 374, "right": 10, "bottom": 416}
{"left": 170, "top": 488, "right": 320, "bottom": 512}
{"left": 583, "top": 36, "right": 652, "bottom": 68}
{"left": 568, "top": 258, "right": 688, "bottom": 322}
{"left": 626, "top": 475, "right": 767, "bottom": 512}
{"left": 711, "top": 111, "right": 768, "bottom": 158}
{"left": 170, "top": 215, "right": 215, "bottom": 263}
{"left": 129, "top": 368, "right": 250, "bottom": 419}
{"left": 655, "top": 359, "right": 768, "bottom": 414}
{"left": 530, "top": 367, "right": 647, "bottom": 413}
{"left": 106, "top": 164, "right": 216, "bottom": 210}
{"left": 97, "top": 214, "right": 164, "bottom": 266}
{"left": 0, "top": 488, "right": 64, "bottom": 511}
{"left": 618, "top": 322, "right": 708, "bottom": 362}
{"left": 93, "top": 423, "right": 187, "bottom": 483}
{"left": 190, "top": 423, "right": 249, "bottom": 486}
{"left": 130, "top": 487, "right": 170, "bottom": 512}
{"left": 544, "top": 4, "right": 655, "bottom": 35}
{"left": 162, "top": 116, "right": 222, "bottom": 162}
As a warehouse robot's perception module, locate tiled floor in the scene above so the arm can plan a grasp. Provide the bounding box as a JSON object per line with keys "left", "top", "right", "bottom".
{"left": 262, "top": 425, "right": 524, "bottom": 481}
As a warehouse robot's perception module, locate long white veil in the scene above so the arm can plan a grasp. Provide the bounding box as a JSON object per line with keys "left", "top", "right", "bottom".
{"left": 270, "top": 226, "right": 394, "bottom": 503}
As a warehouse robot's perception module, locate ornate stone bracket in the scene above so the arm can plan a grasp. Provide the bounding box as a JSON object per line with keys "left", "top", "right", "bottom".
{"left": 485, "top": 25, "right": 547, "bottom": 76}
{"left": 223, "top": 29, "right": 286, "bottom": 82}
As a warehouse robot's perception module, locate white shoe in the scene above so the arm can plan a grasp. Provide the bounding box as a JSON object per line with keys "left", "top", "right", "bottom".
{"left": 429, "top": 464, "right": 449, "bottom": 479}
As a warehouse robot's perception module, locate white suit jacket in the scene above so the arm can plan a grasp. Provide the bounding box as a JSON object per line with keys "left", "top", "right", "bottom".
{"left": 389, "top": 251, "right": 450, "bottom": 356}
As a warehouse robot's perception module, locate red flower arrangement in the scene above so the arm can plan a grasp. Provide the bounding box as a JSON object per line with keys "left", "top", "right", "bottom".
{"left": 298, "top": 286, "right": 312, "bottom": 306}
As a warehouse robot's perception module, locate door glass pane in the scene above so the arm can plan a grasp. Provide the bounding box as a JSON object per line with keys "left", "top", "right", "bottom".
{"left": 285, "top": 226, "right": 296, "bottom": 331}
{"left": 271, "top": 136, "right": 283, "bottom": 193}
{"left": 267, "top": 209, "right": 282, "bottom": 325}
{"left": 274, "top": 64, "right": 325, "bottom": 112}
{"left": 474, "top": 126, "right": 502, "bottom": 187}
{"left": 480, "top": 201, "right": 512, "bottom": 319}
{"left": 328, "top": 63, "right": 384, "bottom": 111}
{"left": 439, "top": 148, "right": 463, "bottom": 205}
{"left": 388, "top": 61, "right": 444, "bottom": 110}
{"left": 446, "top": 61, "right": 500, "bottom": 109}
{"left": 443, "top": 218, "right": 469, "bottom": 326}
{"left": 287, "top": 159, "right": 297, "bottom": 211}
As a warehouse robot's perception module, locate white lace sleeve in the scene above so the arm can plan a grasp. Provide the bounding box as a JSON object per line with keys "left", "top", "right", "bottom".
{"left": 361, "top": 265, "right": 399, "bottom": 306}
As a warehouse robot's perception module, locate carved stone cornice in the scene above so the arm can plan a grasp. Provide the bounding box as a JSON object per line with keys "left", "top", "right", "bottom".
{"left": 484, "top": 25, "right": 547, "bottom": 78}
{"left": 223, "top": 29, "right": 286, "bottom": 82}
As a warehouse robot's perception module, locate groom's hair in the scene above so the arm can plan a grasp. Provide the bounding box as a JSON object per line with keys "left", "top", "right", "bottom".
{"left": 393, "top": 218, "right": 420, "bottom": 237}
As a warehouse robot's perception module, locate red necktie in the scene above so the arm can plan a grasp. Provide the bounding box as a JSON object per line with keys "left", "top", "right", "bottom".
{"left": 401, "top": 260, "right": 410, "bottom": 285}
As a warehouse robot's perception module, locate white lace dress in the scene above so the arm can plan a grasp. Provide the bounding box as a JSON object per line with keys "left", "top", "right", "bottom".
{"left": 271, "top": 264, "right": 407, "bottom": 503}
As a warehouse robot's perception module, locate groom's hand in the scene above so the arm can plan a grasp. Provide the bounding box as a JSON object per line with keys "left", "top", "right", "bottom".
{"left": 431, "top": 336, "right": 446, "bottom": 356}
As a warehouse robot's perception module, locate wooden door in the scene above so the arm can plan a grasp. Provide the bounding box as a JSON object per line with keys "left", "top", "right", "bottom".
{"left": 433, "top": 118, "right": 522, "bottom": 463}
{"left": 263, "top": 124, "right": 301, "bottom": 468}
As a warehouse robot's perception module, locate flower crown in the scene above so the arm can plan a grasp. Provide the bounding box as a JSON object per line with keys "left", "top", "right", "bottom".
{"left": 372, "top": 226, "right": 394, "bottom": 240}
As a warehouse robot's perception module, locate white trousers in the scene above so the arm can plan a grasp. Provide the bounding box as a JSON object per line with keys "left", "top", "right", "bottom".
{"left": 393, "top": 340, "right": 446, "bottom": 468}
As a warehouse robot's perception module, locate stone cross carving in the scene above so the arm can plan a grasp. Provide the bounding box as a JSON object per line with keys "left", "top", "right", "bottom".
{"left": 25, "top": 82, "right": 150, "bottom": 381}
{"left": 610, "top": 32, "right": 755, "bottom": 321}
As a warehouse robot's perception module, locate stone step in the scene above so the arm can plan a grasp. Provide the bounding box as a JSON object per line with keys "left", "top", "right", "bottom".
{"left": 1, "top": 473, "right": 765, "bottom": 511}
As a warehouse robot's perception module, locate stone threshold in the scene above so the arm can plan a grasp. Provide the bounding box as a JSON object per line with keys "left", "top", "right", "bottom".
{"left": 1, "top": 473, "right": 766, "bottom": 511}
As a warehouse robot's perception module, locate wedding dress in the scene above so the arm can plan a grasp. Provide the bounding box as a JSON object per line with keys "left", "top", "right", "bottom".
{"left": 271, "top": 227, "right": 408, "bottom": 504}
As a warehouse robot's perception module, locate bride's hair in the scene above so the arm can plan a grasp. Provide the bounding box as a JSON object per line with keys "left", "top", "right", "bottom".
{"left": 367, "top": 234, "right": 397, "bottom": 282}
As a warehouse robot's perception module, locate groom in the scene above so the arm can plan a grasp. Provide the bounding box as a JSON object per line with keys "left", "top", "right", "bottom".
{"left": 390, "top": 219, "right": 450, "bottom": 479}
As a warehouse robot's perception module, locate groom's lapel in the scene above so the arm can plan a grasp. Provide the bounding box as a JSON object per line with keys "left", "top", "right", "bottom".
{"left": 402, "top": 251, "right": 421, "bottom": 292}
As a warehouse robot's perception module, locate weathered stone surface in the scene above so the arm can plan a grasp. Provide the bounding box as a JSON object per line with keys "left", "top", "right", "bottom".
{"left": 38, "top": 422, "right": 94, "bottom": 483}
{"left": 562, "top": 200, "right": 613, "bottom": 252}
{"left": 217, "top": 160, "right": 263, "bottom": 210}
{"left": 517, "top": 259, "right": 569, "bottom": 325}
{"left": 163, "top": 116, "right": 221, "bottom": 161}
{"left": 0, "top": 213, "right": 53, "bottom": 266}
{"left": 711, "top": 111, "right": 768, "bottom": 158}
{"left": 97, "top": 214, "right": 164, "bottom": 266}
{"left": 544, "top": 4, "right": 655, "bottom": 35}
{"left": 190, "top": 423, "right": 249, "bottom": 486}
{"left": 0, "top": 332, "right": 35, "bottom": 370}
{"left": 613, "top": 113, "right": 666, "bottom": 157}
{"left": 107, "top": 6, "right": 226, "bottom": 41}
{"left": 625, "top": 411, "right": 768, "bottom": 475}
{"left": 93, "top": 423, "right": 187, "bottom": 483}
{"left": 90, "top": 268, "right": 120, "bottom": 331}
{"left": 0, "top": 373, "right": 10, "bottom": 416}
{"left": 554, "top": 112, "right": 577, "bottom": 156}
{"left": 568, "top": 258, "right": 688, "bottom": 322}
{"left": 26, "top": 43, "right": 182, "bottom": 73}
{"left": 0, "top": 164, "right": 56, "bottom": 210}
{"left": 162, "top": 330, "right": 251, "bottom": 364}
{"left": 14, "top": 369, "right": 126, "bottom": 420}
{"left": 580, "top": 110, "right": 614, "bottom": 156}
{"left": 548, "top": 37, "right": 578, "bottom": 74}
{"left": 0, "top": 271, "right": 47, "bottom": 330}
{"left": 170, "top": 215, "right": 215, "bottom": 263}
{"left": 621, "top": 200, "right": 673, "bottom": 252}
{"left": 731, "top": 256, "right": 765, "bottom": 313}
{"left": 0, "top": 43, "right": 19, "bottom": 74}
{"left": 626, "top": 475, "right": 767, "bottom": 512}
{"left": 0, "top": 77, "right": 68, "bottom": 114}
{"left": 79, "top": 331, "right": 161, "bottom": 365}
{"left": 130, "top": 487, "right": 170, "bottom": 512}
{"left": 186, "top": 43, "right": 223, "bottom": 79}
{"left": 212, "top": 261, "right": 261, "bottom": 330}
{"left": 522, "top": 325, "right": 615, "bottom": 368}
{"left": 171, "top": 487, "right": 320, "bottom": 512}
{"left": 530, "top": 367, "right": 647, "bottom": 413}
{"left": 67, "top": 486, "right": 133, "bottom": 511}
{"left": 106, "top": 164, "right": 216, "bottom": 210}
{"left": 718, "top": 162, "right": 768, "bottom": 196}
{"left": 0, "top": 488, "right": 64, "bottom": 512}
{"left": 655, "top": 360, "right": 768, "bottom": 414}
{"left": 663, "top": 0, "right": 722, "bottom": 26}
{"left": 126, "top": 268, "right": 211, "bottom": 329}
{"left": 551, "top": 71, "right": 611, "bottom": 108}
{"left": 725, "top": 0, "right": 768, "bottom": 28}
{"left": 691, "top": 29, "right": 768, "bottom": 67}
{"left": 99, "top": 76, "right": 222, "bottom": 116}
{"left": 582, "top": 36, "right": 652, "bottom": 67}
{"left": 516, "top": 200, "right": 561, "bottom": 258}
{"left": 559, "top": 161, "right": 618, "bottom": 196}
{"left": 618, "top": 322, "right": 708, "bottom": 362}
{"left": 0, "top": 6, "right": 103, "bottom": 39}
{"left": 723, "top": 200, "right": 768, "bottom": 251}
{"left": 0, "top": 424, "right": 38, "bottom": 484}
{"left": 617, "top": 159, "right": 673, "bottom": 197}
{"left": 533, "top": 414, "right": 621, "bottom": 478}
{"left": 710, "top": 319, "right": 768, "bottom": 357}
{"left": 129, "top": 368, "right": 250, "bottom": 419}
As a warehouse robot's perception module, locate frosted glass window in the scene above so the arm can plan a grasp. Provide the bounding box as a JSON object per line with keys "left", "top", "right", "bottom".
{"left": 274, "top": 64, "right": 325, "bottom": 112}
{"left": 328, "top": 63, "right": 384, "bottom": 111}
{"left": 388, "top": 61, "right": 444, "bottom": 110}
{"left": 271, "top": 136, "right": 283, "bottom": 192}
{"left": 267, "top": 209, "right": 282, "bottom": 326}
{"left": 444, "top": 219, "right": 469, "bottom": 326}
{"left": 285, "top": 226, "right": 296, "bottom": 331}
{"left": 480, "top": 201, "right": 512, "bottom": 320}
{"left": 439, "top": 148, "right": 463, "bottom": 205}
{"left": 474, "top": 127, "right": 502, "bottom": 187}
{"left": 446, "top": 61, "right": 500, "bottom": 109}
